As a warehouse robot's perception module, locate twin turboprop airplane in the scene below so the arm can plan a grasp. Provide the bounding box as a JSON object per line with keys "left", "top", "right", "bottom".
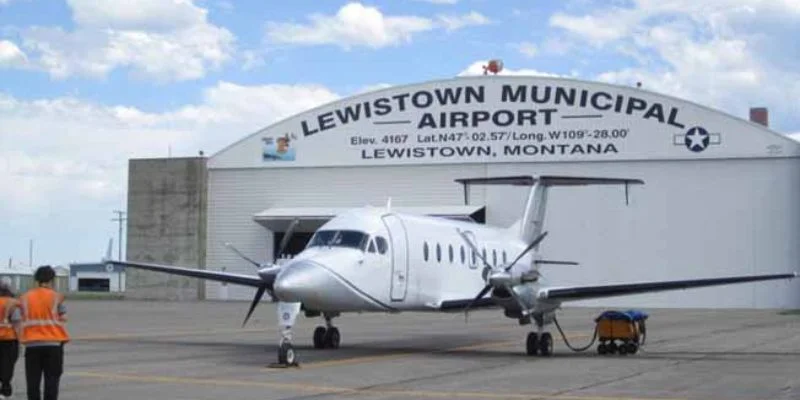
{"left": 105, "top": 175, "right": 797, "bottom": 366}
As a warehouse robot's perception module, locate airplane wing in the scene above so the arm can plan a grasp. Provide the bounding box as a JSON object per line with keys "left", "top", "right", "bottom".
{"left": 538, "top": 273, "right": 797, "bottom": 302}
{"left": 105, "top": 260, "right": 268, "bottom": 288}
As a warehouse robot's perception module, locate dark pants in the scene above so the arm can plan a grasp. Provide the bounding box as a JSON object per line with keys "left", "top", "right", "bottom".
{"left": 0, "top": 340, "right": 19, "bottom": 396}
{"left": 25, "top": 345, "right": 63, "bottom": 400}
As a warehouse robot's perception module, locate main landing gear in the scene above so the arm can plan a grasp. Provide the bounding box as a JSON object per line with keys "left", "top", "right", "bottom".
{"left": 525, "top": 322, "right": 554, "bottom": 357}
{"left": 313, "top": 313, "right": 341, "bottom": 349}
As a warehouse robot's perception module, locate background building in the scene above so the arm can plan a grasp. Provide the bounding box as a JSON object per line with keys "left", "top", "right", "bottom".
{"left": 68, "top": 262, "right": 126, "bottom": 293}
{"left": 127, "top": 75, "right": 800, "bottom": 308}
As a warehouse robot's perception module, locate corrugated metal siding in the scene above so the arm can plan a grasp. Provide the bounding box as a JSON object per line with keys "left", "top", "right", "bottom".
{"left": 485, "top": 158, "right": 800, "bottom": 308}
{"left": 206, "top": 164, "right": 487, "bottom": 301}
{"left": 206, "top": 158, "right": 800, "bottom": 308}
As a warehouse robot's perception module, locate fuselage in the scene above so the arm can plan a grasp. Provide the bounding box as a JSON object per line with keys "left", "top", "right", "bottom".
{"left": 271, "top": 207, "right": 539, "bottom": 313}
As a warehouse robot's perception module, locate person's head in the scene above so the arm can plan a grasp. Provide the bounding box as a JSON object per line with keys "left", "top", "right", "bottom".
{"left": 34, "top": 265, "right": 56, "bottom": 287}
{"left": 277, "top": 136, "right": 289, "bottom": 152}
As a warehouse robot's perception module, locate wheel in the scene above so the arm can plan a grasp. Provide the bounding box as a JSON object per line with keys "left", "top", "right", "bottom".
{"left": 313, "top": 326, "right": 326, "bottom": 349}
{"left": 539, "top": 332, "right": 553, "bottom": 356}
{"left": 597, "top": 343, "right": 607, "bottom": 355}
{"left": 278, "top": 342, "right": 296, "bottom": 365}
{"left": 324, "top": 327, "right": 341, "bottom": 349}
{"left": 618, "top": 342, "right": 628, "bottom": 355}
{"left": 607, "top": 341, "right": 617, "bottom": 354}
{"left": 526, "top": 332, "right": 539, "bottom": 356}
{"left": 627, "top": 342, "right": 638, "bottom": 354}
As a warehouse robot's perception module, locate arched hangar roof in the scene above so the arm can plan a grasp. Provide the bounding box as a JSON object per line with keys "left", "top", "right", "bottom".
{"left": 210, "top": 76, "right": 800, "bottom": 169}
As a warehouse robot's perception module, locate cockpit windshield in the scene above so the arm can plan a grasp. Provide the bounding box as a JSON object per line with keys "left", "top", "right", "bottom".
{"left": 307, "top": 230, "right": 369, "bottom": 250}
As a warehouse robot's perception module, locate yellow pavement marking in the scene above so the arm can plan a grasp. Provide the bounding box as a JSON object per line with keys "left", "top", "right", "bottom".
{"left": 69, "top": 371, "right": 686, "bottom": 400}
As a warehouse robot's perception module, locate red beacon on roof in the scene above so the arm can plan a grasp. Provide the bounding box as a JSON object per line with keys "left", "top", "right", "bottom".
{"left": 483, "top": 59, "right": 503, "bottom": 75}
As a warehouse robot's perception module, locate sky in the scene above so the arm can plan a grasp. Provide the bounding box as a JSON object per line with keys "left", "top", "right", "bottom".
{"left": 1, "top": 0, "right": 799, "bottom": 268}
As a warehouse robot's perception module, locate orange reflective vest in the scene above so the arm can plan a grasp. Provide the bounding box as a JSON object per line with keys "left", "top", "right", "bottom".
{"left": 0, "top": 297, "right": 18, "bottom": 340}
{"left": 20, "top": 287, "right": 69, "bottom": 344}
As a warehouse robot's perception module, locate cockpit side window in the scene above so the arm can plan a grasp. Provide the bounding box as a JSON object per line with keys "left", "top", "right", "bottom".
{"left": 367, "top": 239, "right": 377, "bottom": 253}
{"left": 375, "top": 236, "right": 388, "bottom": 254}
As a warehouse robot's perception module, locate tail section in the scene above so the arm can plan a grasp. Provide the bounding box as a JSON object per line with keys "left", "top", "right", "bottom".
{"left": 455, "top": 175, "right": 644, "bottom": 243}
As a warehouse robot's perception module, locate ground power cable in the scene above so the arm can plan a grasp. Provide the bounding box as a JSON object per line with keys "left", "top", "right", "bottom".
{"left": 553, "top": 315, "right": 598, "bottom": 352}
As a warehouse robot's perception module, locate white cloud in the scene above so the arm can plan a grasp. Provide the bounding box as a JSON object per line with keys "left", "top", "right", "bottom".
{"left": 265, "top": 2, "right": 488, "bottom": 49}
{"left": 0, "top": 40, "right": 27, "bottom": 67}
{"left": 549, "top": 0, "right": 800, "bottom": 131}
{"left": 437, "top": 11, "right": 491, "bottom": 31}
{"left": 14, "top": 0, "right": 235, "bottom": 81}
{"left": 458, "top": 60, "right": 563, "bottom": 77}
{"left": 516, "top": 41, "right": 537, "bottom": 58}
{"left": 0, "top": 82, "right": 339, "bottom": 263}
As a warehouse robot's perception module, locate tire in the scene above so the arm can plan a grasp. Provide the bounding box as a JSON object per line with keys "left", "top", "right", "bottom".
{"left": 539, "top": 332, "right": 553, "bottom": 356}
{"left": 598, "top": 343, "right": 607, "bottom": 355}
{"left": 607, "top": 341, "right": 617, "bottom": 354}
{"left": 324, "top": 327, "right": 341, "bottom": 349}
{"left": 526, "top": 332, "right": 539, "bottom": 356}
{"left": 278, "top": 342, "right": 295, "bottom": 365}
{"left": 618, "top": 342, "right": 628, "bottom": 356}
{"left": 313, "top": 326, "right": 326, "bottom": 349}
{"left": 627, "top": 342, "right": 638, "bottom": 354}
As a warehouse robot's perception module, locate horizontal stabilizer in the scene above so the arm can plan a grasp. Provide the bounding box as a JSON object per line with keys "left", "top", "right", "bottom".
{"left": 535, "top": 260, "right": 579, "bottom": 266}
{"left": 455, "top": 175, "right": 644, "bottom": 187}
{"left": 539, "top": 273, "right": 797, "bottom": 302}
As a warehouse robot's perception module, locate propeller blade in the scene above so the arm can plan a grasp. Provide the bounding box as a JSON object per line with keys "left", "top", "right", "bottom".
{"left": 277, "top": 219, "right": 300, "bottom": 257}
{"left": 242, "top": 285, "right": 267, "bottom": 327}
{"left": 505, "top": 231, "right": 549, "bottom": 272}
{"left": 456, "top": 229, "right": 493, "bottom": 270}
{"left": 224, "top": 242, "right": 264, "bottom": 269}
{"left": 463, "top": 285, "right": 492, "bottom": 322}
{"left": 505, "top": 284, "right": 531, "bottom": 318}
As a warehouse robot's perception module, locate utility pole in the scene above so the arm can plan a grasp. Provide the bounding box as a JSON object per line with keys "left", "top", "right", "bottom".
{"left": 111, "top": 210, "right": 127, "bottom": 260}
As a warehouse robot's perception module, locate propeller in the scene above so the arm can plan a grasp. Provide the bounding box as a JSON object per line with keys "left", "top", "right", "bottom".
{"left": 229, "top": 218, "right": 300, "bottom": 327}
{"left": 457, "top": 229, "right": 549, "bottom": 322}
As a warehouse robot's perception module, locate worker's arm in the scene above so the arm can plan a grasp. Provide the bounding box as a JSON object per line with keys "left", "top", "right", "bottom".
{"left": 10, "top": 302, "right": 22, "bottom": 340}
{"left": 57, "top": 300, "right": 67, "bottom": 322}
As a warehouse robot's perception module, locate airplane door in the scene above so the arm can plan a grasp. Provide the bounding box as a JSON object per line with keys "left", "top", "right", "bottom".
{"left": 382, "top": 214, "right": 409, "bottom": 301}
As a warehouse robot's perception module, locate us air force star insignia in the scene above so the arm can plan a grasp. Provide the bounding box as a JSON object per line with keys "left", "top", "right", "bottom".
{"left": 673, "top": 126, "right": 721, "bottom": 153}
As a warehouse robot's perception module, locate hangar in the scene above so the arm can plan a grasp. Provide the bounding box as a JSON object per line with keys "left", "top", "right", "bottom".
{"left": 125, "top": 75, "right": 800, "bottom": 308}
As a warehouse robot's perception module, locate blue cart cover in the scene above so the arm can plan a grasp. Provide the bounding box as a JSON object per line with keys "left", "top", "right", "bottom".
{"left": 595, "top": 310, "right": 649, "bottom": 322}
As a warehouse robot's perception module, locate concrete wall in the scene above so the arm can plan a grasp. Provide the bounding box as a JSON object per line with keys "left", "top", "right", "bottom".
{"left": 125, "top": 157, "right": 208, "bottom": 300}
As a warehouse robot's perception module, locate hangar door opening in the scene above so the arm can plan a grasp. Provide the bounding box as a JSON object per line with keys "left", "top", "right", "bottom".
{"left": 78, "top": 278, "right": 110, "bottom": 292}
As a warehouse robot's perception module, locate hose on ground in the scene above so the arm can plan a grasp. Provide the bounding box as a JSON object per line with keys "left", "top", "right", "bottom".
{"left": 553, "top": 315, "right": 598, "bottom": 352}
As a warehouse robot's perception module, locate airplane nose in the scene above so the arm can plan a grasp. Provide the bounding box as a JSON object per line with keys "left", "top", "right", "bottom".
{"left": 273, "top": 261, "right": 327, "bottom": 303}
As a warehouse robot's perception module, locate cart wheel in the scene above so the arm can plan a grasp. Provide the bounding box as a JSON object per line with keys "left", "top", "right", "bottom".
{"left": 627, "top": 342, "right": 638, "bottom": 354}
{"left": 598, "top": 343, "right": 607, "bottom": 355}
{"left": 607, "top": 341, "right": 617, "bottom": 354}
{"left": 618, "top": 342, "right": 628, "bottom": 355}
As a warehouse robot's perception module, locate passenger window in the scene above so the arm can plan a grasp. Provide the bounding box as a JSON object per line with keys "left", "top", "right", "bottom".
{"left": 423, "top": 242, "right": 429, "bottom": 261}
{"left": 436, "top": 243, "right": 442, "bottom": 262}
{"left": 460, "top": 246, "right": 465, "bottom": 264}
{"left": 375, "top": 236, "right": 388, "bottom": 254}
{"left": 368, "top": 240, "right": 376, "bottom": 253}
{"left": 448, "top": 244, "right": 453, "bottom": 263}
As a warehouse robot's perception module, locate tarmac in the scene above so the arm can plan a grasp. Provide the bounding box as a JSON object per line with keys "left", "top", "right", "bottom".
{"left": 15, "top": 300, "right": 800, "bottom": 400}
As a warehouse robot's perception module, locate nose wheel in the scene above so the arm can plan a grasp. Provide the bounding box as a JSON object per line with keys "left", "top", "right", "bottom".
{"left": 526, "top": 332, "right": 553, "bottom": 357}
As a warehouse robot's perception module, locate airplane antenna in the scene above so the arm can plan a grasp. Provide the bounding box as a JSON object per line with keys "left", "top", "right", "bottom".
{"left": 625, "top": 182, "right": 630, "bottom": 205}
{"left": 386, "top": 197, "right": 392, "bottom": 212}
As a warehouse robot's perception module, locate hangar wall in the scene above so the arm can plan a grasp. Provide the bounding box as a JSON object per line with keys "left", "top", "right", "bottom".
{"left": 126, "top": 157, "right": 208, "bottom": 300}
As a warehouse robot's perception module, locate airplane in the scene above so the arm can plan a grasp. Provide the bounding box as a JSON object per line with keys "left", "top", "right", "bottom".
{"left": 104, "top": 175, "right": 798, "bottom": 366}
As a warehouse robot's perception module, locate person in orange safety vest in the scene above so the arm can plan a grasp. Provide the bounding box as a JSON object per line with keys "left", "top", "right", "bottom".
{"left": 19, "top": 266, "right": 69, "bottom": 400}
{"left": 0, "top": 278, "right": 21, "bottom": 400}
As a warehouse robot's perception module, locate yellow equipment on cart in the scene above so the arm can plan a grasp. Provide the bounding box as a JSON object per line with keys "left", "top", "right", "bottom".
{"left": 595, "top": 310, "right": 648, "bottom": 355}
